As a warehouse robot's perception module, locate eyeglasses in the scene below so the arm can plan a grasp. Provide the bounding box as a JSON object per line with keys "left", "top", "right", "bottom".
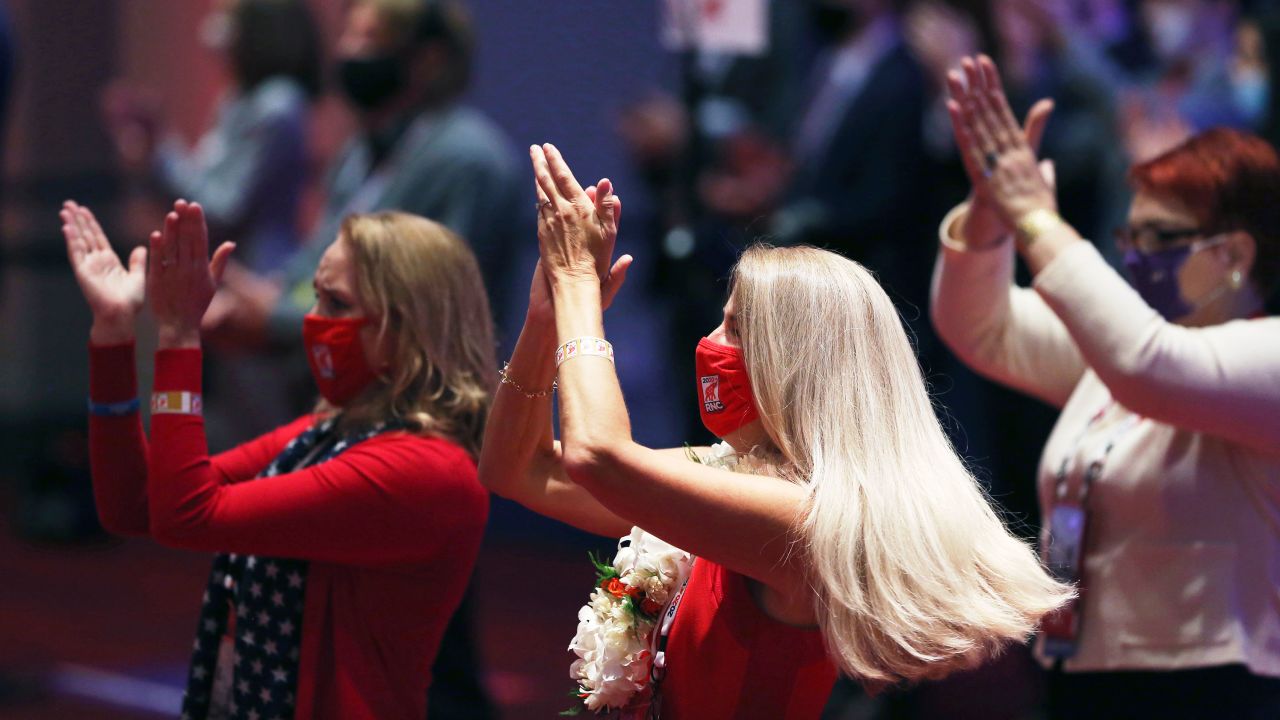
{"left": 1113, "top": 224, "right": 1208, "bottom": 254}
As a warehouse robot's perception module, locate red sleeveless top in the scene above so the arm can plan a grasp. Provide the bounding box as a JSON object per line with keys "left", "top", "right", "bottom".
{"left": 657, "top": 560, "right": 837, "bottom": 719}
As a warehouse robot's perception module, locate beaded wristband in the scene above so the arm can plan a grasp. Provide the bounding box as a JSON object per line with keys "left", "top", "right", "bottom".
{"left": 151, "top": 391, "right": 203, "bottom": 416}
{"left": 554, "top": 337, "right": 614, "bottom": 367}
{"left": 88, "top": 397, "right": 141, "bottom": 417}
{"left": 499, "top": 362, "right": 556, "bottom": 398}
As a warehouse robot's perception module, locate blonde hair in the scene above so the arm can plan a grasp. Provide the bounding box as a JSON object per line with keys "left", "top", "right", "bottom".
{"left": 732, "top": 244, "right": 1072, "bottom": 683}
{"left": 324, "top": 211, "right": 496, "bottom": 457}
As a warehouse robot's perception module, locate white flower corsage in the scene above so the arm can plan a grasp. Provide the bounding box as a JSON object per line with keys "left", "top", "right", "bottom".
{"left": 563, "top": 442, "right": 767, "bottom": 715}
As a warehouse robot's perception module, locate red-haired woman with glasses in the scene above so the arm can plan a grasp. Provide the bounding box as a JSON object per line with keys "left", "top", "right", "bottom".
{"left": 932, "top": 55, "right": 1280, "bottom": 720}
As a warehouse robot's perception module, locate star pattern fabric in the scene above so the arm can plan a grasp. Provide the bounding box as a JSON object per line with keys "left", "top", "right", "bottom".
{"left": 179, "top": 418, "right": 399, "bottom": 720}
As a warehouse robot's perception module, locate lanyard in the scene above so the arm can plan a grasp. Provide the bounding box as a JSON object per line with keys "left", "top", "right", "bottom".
{"left": 1053, "top": 400, "right": 1142, "bottom": 506}
{"left": 641, "top": 559, "right": 696, "bottom": 720}
{"left": 651, "top": 559, "right": 696, "bottom": 678}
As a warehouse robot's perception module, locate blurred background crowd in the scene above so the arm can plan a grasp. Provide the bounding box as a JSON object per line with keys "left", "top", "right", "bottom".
{"left": 1, "top": 0, "right": 1278, "bottom": 717}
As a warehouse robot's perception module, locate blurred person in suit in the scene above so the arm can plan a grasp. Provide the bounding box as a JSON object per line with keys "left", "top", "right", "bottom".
{"left": 618, "top": 0, "right": 810, "bottom": 441}
{"left": 205, "top": 0, "right": 520, "bottom": 356}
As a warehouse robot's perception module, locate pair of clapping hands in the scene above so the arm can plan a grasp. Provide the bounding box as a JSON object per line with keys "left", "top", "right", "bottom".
{"left": 62, "top": 199, "right": 233, "bottom": 349}
{"left": 945, "top": 54, "right": 1060, "bottom": 248}
{"left": 525, "top": 142, "right": 634, "bottom": 320}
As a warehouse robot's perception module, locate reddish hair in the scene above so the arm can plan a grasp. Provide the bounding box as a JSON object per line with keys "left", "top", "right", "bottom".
{"left": 1128, "top": 128, "right": 1280, "bottom": 298}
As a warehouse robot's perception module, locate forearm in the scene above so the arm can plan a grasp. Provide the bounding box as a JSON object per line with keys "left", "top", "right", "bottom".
{"left": 88, "top": 342, "right": 151, "bottom": 536}
{"left": 1033, "top": 242, "right": 1280, "bottom": 451}
{"left": 550, "top": 279, "right": 633, "bottom": 461}
{"left": 478, "top": 310, "right": 559, "bottom": 497}
{"left": 146, "top": 348, "right": 219, "bottom": 542}
{"left": 931, "top": 204, "right": 1086, "bottom": 407}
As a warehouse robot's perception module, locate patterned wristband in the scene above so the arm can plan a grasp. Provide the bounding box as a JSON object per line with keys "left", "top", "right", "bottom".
{"left": 88, "top": 397, "right": 141, "bottom": 417}
{"left": 151, "top": 391, "right": 203, "bottom": 416}
{"left": 555, "top": 337, "right": 614, "bottom": 367}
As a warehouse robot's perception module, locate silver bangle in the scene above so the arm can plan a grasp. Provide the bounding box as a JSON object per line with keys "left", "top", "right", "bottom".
{"left": 499, "top": 362, "right": 556, "bottom": 398}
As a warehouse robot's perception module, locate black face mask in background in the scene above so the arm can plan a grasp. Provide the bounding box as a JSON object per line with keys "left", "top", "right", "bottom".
{"left": 336, "top": 54, "right": 406, "bottom": 110}
{"left": 808, "top": 1, "right": 865, "bottom": 44}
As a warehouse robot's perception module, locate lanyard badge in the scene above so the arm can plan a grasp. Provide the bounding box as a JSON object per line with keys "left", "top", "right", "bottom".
{"left": 1040, "top": 406, "right": 1140, "bottom": 659}
{"left": 1039, "top": 473, "right": 1093, "bottom": 659}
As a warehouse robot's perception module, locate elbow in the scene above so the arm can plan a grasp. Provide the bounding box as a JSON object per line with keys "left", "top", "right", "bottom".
{"left": 97, "top": 511, "right": 151, "bottom": 539}
{"left": 1092, "top": 341, "right": 1166, "bottom": 413}
{"left": 560, "top": 441, "right": 622, "bottom": 494}
{"left": 148, "top": 508, "right": 209, "bottom": 551}
{"left": 147, "top": 513, "right": 183, "bottom": 548}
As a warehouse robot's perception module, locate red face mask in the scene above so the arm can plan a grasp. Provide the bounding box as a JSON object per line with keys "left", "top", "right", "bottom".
{"left": 695, "top": 338, "right": 759, "bottom": 438}
{"left": 303, "top": 314, "right": 377, "bottom": 406}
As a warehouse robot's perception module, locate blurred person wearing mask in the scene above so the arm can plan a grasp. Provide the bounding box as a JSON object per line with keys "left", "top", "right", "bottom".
{"left": 934, "top": 55, "right": 1280, "bottom": 719}
{"left": 206, "top": 0, "right": 519, "bottom": 355}
{"left": 102, "top": 0, "right": 322, "bottom": 274}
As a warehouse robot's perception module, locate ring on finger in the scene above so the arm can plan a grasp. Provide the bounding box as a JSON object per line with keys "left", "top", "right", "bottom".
{"left": 536, "top": 199, "right": 553, "bottom": 212}
{"left": 983, "top": 151, "right": 999, "bottom": 176}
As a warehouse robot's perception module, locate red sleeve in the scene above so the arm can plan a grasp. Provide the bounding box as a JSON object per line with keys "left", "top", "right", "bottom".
{"left": 89, "top": 342, "right": 149, "bottom": 537}
{"left": 210, "top": 415, "right": 317, "bottom": 484}
{"left": 147, "top": 349, "right": 490, "bottom": 564}
{"left": 88, "top": 344, "right": 315, "bottom": 537}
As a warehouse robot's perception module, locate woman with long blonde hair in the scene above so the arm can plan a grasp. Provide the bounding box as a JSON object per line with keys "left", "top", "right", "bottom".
{"left": 66, "top": 200, "right": 492, "bottom": 719}
{"left": 479, "top": 145, "right": 1073, "bottom": 718}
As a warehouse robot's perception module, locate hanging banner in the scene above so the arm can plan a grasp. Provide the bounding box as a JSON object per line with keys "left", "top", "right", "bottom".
{"left": 661, "top": 0, "right": 769, "bottom": 55}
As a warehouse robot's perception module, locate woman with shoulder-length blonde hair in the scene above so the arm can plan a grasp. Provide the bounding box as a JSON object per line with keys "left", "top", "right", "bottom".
{"left": 64, "top": 200, "right": 492, "bottom": 720}
{"left": 479, "top": 144, "right": 1073, "bottom": 718}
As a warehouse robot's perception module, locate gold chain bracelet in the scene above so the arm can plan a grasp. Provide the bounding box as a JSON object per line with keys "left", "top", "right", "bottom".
{"left": 499, "top": 362, "right": 556, "bottom": 398}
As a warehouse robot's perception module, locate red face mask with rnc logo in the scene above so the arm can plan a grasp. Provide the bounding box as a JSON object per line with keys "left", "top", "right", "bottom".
{"left": 302, "top": 314, "right": 377, "bottom": 406}
{"left": 695, "top": 337, "right": 760, "bottom": 438}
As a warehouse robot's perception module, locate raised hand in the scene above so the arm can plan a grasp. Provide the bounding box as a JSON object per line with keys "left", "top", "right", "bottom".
{"left": 147, "top": 199, "right": 235, "bottom": 348}
{"left": 530, "top": 143, "right": 619, "bottom": 286}
{"left": 61, "top": 200, "right": 147, "bottom": 344}
{"left": 945, "top": 55, "right": 1057, "bottom": 243}
{"left": 526, "top": 181, "right": 630, "bottom": 323}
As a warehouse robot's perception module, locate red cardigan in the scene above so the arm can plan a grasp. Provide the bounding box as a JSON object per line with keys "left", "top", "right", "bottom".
{"left": 88, "top": 343, "right": 489, "bottom": 719}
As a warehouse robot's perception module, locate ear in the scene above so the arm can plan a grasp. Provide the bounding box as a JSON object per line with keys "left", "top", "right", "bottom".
{"left": 1224, "top": 230, "right": 1258, "bottom": 280}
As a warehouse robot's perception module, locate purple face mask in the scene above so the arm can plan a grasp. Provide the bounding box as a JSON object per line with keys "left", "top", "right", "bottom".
{"left": 1122, "top": 237, "right": 1227, "bottom": 321}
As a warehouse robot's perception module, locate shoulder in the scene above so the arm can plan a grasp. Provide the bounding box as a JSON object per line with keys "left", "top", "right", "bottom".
{"left": 342, "top": 432, "right": 483, "bottom": 498}
{"left": 247, "top": 76, "right": 309, "bottom": 116}
{"left": 275, "top": 414, "right": 324, "bottom": 444}
{"left": 413, "top": 106, "right": 517, "bottom": 173}
{"left": 352, "top": 431, "right": 475, "bottom": 471}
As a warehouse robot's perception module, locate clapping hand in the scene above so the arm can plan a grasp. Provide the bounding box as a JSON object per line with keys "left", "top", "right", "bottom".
{"left": 62, "top": 201, "right": 148, "bottom": 345}
{"left": 530, "top": 143, "right": 619, "bottom": 288}
{"left": 527, "top": 182, "right": 632, "bottom": 323}
{"left": 945, "top": 55, "right": 1057, "bottom": 245}
{"left": 147, "top": 199, "right": 236, "bottom": 348}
